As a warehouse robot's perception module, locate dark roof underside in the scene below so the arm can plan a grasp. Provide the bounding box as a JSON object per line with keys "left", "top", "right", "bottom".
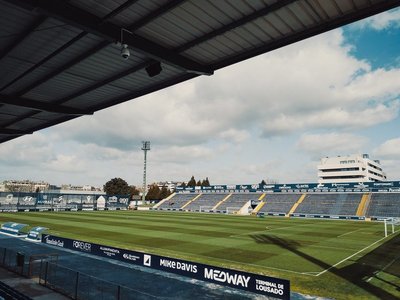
{"left": 1, "top": 0, "right": 399, "bottom": 143}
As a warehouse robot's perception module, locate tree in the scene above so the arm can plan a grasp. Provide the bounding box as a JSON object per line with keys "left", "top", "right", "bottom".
{"left": 129, "top": 185, "right": 140, "bottom": 198}
{"left": 196, "top": 180, "right": 202, "bottom": 186}
{"left": 202, "top": 177, "right": 210, "bottom": 187}
{"left": 179, "top": 182, "right": 186, "bottom": 188}
{"left": 146, "top": 184, "right": 161, "bottom": 200}
{"left": 187, "top": 176, "right": 196, "bottom": 187}
{"left": 260, "top": 179, "right": 267, "bottom": 186}
{"left": 159, "top": 186, "right": 171, "bottom": 199}
{"left": 103, "top": 178, "right": 130, "bottom": 195}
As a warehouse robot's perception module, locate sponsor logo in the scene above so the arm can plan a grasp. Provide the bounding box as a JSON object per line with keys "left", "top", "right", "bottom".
{"left": 204, "top": 268, "right": 250, "bottom": 288}
{"left": 44, "top": 236, "right": 64, "bottom": 247}
{"left": 255, "top": 279, "right": 285, "bottom": 296}
{"left": 100, "top": 246, "right": 119, "bottom": 256}
{"left": 159, "top": 259, "right": 198, "bottom": 273}
{"left": 279, "top": 185, "right": 289, "bottom": 190}
{"left": 22, "top": 196, "right": 34, "bottom": 202}
{"left": 123, "top": 253, "right": 140, "bottom": 261}
{"left": 374, "top": 182, "right": 393, "bottom": 186}
{"left": 119, "top": 198, "right": 129, "bottom": 204}
{"left": 108, "top": 196, "right": 118, "bottom": 203}
{"left": 296, "top": 184, "right": 309, "bottom": 188}
{"left": 143, "top": 254, "right": 151, "bottom": 266}
{"left": 262, "top": 185, "right": 274, "bottom": 189}
{"left": 73, "top": 240, "right": 91, "bottom": 252}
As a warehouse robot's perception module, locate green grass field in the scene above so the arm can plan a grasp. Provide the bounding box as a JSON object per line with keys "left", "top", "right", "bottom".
{"left": 0, "top": 210, "right": 399, "bottom": 299}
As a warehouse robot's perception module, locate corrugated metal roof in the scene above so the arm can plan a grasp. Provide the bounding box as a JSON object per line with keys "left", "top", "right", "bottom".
{"left": 0, "top": 0, "right": 399, "bottom": 143}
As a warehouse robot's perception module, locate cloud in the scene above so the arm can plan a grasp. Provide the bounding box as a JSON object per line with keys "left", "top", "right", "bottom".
{"left": 0, "top": 133, "right": 53, "bottom": 166}
{"left": 3, "top": 21, "right": 400, "bottom": 186}
{"left": 297, "top": 133, "right": 368, "bottom": 158}
{"left": 262, "top": 101, "right": 399, "bottom": 136}
{"left": 350, "top": 8, "right": 400, "bottom": 30}
{"left": 55, "top": 28, "right": 400, "bottom": 147}
{"left": 218, "top": 129, "right": 250, "bottom": 143}
{"left": 373, "top": 137, "right": 400, "bottom": 159}
{"left": 45, "top": 154, "right": 87, "bottom": 173}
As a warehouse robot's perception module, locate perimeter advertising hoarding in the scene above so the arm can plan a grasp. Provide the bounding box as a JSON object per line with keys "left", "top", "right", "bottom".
{"left": 42, "top": 235, "right": 290, "bottom": 299}
{"left": 175, "top": 181, "right": 400, "bottom": 193}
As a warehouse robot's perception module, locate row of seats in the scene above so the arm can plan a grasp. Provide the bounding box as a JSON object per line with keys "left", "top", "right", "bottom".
{"left": 259, "top": 194, "right": 300, "bottom": 213}
{"left": 295, "top": 194, "right": 362, "bottom": 216}
{"left": 367, "top": 193, "right": 400, "bottom": 218}
{"left": 158, "top": 192, "right": 400, "bottom": 218}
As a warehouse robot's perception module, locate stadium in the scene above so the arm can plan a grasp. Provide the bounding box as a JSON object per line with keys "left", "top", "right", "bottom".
{"left": 0, "top": 182, "right": 399, "bottom": 299}
{"left": 0, "top": 0, "right": 400, "bottom": 299}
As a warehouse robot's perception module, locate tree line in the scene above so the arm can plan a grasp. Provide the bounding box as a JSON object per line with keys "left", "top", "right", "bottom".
{"left": 103, "top": 176, "right": 211, "bottom": 201}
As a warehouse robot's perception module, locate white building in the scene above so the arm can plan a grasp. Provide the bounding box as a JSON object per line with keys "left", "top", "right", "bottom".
{"left": 318, "top": 154, "right": 386, "bottom": 183}
{"left": 3, "top": 180, "right": 50, "bottom": 192}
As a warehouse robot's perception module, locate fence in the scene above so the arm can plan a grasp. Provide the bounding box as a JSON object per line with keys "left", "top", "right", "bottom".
{"left": 39, "top": 262, "right": 156, "bottom": 300}
{"left": 0, "top": 246, "right": 155, "bottom": 300}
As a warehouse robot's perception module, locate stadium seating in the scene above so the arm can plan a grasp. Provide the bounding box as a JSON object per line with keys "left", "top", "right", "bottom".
{"left": 216, "top": 193, "right": 261, "bottom": 212}
{"left": 295, "top": 193, "right": 362, "bottom": 216}
{"left": 259, "top": 194, "right": 301, "bottom": 214}
{"left": 366, "top": 193, "right": 400, "bottom": 218}
{"left": 158, "top": 193, "right": 196, "bottom": 210}
{"left": 184, "top": 194, "right": 226, "bottom": 211}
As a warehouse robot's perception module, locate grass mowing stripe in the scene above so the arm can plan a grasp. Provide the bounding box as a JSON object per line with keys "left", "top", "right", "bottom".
{"left": 1, "top": 210, "right": 398, "bottom": 299}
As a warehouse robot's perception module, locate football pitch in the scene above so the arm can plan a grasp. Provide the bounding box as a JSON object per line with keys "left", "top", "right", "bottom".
{"left": 0, "top": 210, "right": 399, "bottom": 299}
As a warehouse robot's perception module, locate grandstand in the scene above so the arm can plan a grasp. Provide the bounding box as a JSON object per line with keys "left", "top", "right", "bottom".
{"left": 183, "top": 193, "right": 226, "bottom": 212}
{"left": 295, "top": 193, "right": 362, "bottom": 216}
{"left": 215, "top": 193, "right": 261, "bottom": 213}
{"left": 258, "top": 194, "right": 301, "bottom": 214}
{"left": 367, "top": 193, "right": 400, "bottom": 218}
{"left": 157, "top": 193, "right": 196, "bottom": 210}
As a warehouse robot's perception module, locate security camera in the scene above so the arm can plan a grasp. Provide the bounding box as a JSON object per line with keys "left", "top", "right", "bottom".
{"left": 121, "top": 44, "right": 130, "bottom": 59}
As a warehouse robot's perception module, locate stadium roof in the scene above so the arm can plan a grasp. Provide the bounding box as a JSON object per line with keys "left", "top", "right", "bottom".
{"left": 1, "top": 0, "right": 399, "bottom": 144}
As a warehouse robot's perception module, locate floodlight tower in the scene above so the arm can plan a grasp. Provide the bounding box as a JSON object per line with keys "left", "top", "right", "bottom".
{"left": 141, "top": 141, "right": 150, "bottom": 203}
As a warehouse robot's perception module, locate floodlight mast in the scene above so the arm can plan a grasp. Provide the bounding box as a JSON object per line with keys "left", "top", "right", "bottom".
{"left": 141, "top": 141, "right": 150, "bottom": 204}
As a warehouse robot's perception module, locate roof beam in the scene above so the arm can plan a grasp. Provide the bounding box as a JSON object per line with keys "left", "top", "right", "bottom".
{"left": 177, "top": 0, "right": 297, "bottom": 52}
{"left": 128, "top": 0, "right": 186, "bottom": 29}
{"left": 0, "top": 0, "right": 140, "bottom": 93}
{"left": 0, "top": 16, "right": 47, "bottom": 61}
{"left": 15, "top": 41, "right": 109, "bottom": 97}
{"left": 0, "top": 32, "right": 87, "bottom": 93}
{"left": 8, "top": 0, "right": 212, "bottom": 75}
{"left": 0, "top": 128, "right": 32, "bottom": 135}
{"left": 55, "top": 62, "right": 151, "bottom": 105}
{"left": 0, "top": 95, "right": 92, "bottom": 115}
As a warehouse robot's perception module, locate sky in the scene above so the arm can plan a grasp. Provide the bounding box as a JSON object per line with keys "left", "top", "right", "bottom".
{"left": 1, "top": 8, "right": 400, "bottom": 188}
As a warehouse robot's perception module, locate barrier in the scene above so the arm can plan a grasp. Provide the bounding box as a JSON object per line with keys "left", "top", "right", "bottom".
{"left": 0, "top": 222, "right": 29, "bottom": 237}
{"left": 42, "top": 234, "right": 290, "bottom": 299}
{"left": 0, "top": 192, "right": 129, "bottom": 212}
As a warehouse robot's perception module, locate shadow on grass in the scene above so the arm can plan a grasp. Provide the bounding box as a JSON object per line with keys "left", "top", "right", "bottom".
{"left": 250, "top": 233, "right": 400, "bottom": 299}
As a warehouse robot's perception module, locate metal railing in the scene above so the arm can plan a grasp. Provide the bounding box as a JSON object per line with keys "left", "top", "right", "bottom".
{"left": 0, "top": 247, "right": 156, "bottom": 300}
{"left": 39, "top": 262, "right": 157, "bottom": 300}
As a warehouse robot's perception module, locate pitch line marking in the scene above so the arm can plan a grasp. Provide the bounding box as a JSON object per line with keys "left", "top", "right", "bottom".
{"left": 337, "top": 228, "right": 364, "bottom": 238}
{"left": 316, "top": 235, "right": 391, "bottom": 277}
{"left": 366, "top": 255, "right": 400, "bottom": 283}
